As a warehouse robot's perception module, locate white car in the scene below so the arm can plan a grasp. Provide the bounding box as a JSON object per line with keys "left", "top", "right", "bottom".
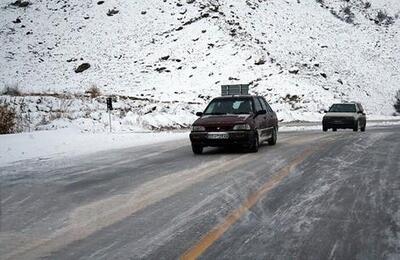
{"left": 322, "top": 103, "right": 366, "bottom": 132}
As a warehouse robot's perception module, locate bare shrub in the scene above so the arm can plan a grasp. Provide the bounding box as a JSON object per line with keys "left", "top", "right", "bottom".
{"left": 341, "top": 6, "right": 355, "bottom": 23}
{"left": 394, "top": 90, "right": 400, "bottom": 113}
{"left": 17, "top": 98, "right": 32, "bottom": 132}
{"left": 207, "top": 0, "right": 221, "bottom": 12}
{"left": 375, "top": 10, "right": 394, "bottom": 25}
{"left": 0, "top": 105, "right": 17, "bottom": 134}
{"left": 342, "top": 6, "right": 352, "bottom": 15}
{"left": 377, "top": 10, "right": 388, "bottom": 22}
{"left": 49, "top": 98, "right": 73, "bottom": 121}
{"left": 2, "top": 85, "right": 22, "bottom": 96}
{"left": 86, "top": 85, "right": 101, "bottom": 98}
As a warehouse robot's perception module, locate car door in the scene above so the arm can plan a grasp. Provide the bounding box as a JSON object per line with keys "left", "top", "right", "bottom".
{"left": 357, "top": 103, "right": 366, "bottom": 127}
{"left": 260, "top": 97, "right": 276, "bottom": 135}
{"left": 258, "top": 97, "right": 271, "bottom": 139}
{"left": 253, "top": 97, "right": 266, "bottom": 139}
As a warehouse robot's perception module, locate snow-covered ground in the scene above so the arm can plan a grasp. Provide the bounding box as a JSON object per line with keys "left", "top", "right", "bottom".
{"left": 2, "top": 119, "right": 400, "bottom": 167}
{"left": 279, "top": 118, "right": 400, "bottom": 132}
{"left": 0, "top": 128, "right": 188, "bottom": 166}
{"left": 0, "top": 94, "right": 201, "bottom": 132}
{"left": 0, "top": 0, "right": 399, "bottom": 132}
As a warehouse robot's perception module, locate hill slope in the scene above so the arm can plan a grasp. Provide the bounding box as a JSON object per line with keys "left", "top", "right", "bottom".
{"left": 1, "top": 0, "right": 399, "bottom": 130}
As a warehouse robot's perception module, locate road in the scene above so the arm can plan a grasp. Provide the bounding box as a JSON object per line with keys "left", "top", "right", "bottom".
{"left": 1, "top": 126, "right": 399, "bottom": 260}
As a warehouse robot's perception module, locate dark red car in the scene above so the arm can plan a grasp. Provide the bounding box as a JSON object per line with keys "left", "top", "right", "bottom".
{"left": 190, "top": 95, "right": 278, "bottom": 154}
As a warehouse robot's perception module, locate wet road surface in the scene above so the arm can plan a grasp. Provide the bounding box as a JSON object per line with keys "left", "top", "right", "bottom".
{"left": 1, "top": 126, "right": 399, "bottom": 259}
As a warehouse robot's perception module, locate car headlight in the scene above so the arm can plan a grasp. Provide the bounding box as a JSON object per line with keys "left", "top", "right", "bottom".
{"left": 191, "top": 125, "right": 206, "bottom": 132}
{"left": 233, "top": 124, "right": 251, "bottom": 130}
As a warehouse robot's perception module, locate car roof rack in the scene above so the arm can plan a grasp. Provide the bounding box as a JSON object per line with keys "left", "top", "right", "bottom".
{"left": 221, "top": 84, "right": 249, "bottom": 96}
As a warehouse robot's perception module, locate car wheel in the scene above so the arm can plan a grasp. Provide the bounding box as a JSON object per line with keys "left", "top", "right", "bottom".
{"left": 361, "top": 124, "right": 366, "bottom": 132}
{"left": 353, "top": 120, "right": 359, "bottom": 132}
{"left": 268, "top": 127, "right": 277, "bottom": 145}
{"left": 332, "top": 128, "right": 337, "bottom": 132}
{"left": 249, "top": 132, "right": 259, "bottom": 153}
{"left": 323, "top": 125, "right": 328, "bottom": 132}
{"left": 192, "top": 144, "right": 203, "bottom": 155}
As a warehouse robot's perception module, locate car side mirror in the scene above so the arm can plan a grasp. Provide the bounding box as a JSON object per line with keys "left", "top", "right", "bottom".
{"left": 254, "top": 110, "right": 266, "bottom": 118}
{"left": 324, "top": 110, "right": 328, "bottom": 113}
{"left": 196, "top": 112, "right": 203, "bottom": 117}
{"left": 357, "top": 111, "right": 363, "bottom": 114}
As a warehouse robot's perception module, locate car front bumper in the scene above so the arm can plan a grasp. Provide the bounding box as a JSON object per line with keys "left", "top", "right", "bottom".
{"left": 190, "top": 131, "right": 255, "bottom": 147}
{"left": 323, "top": 118, "right": 355, "bottom": 129}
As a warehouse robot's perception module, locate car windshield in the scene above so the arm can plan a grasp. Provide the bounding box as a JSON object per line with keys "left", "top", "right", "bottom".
{"left": 204, "top": 98, "right": 253, "bottom": 115}
{"left": 329, "top": 104, "right": 356, "bottom": 113}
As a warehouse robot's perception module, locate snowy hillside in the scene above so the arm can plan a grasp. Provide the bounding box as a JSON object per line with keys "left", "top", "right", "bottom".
{"left": 1, "top": 0, "right": 399, "bottom": 131}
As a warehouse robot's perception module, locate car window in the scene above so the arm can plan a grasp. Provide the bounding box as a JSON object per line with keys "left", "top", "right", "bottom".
{"left": 261, "top": 97, "right": 273, "bottom": 113}
{"left": 266, "top": 103, "right": 273, "bottom": 113}
{"left": 254, "top": 98, "right": 263, "bottom": 112}
{"left": 357, "top": 103, "right": 364, "bottom": 112}
{"left": 258, "top": 97, "right": 267, "bottom": 111}
{"left": 204, "top": 99, "right": 254, "bottom": 115}
{"left": 329, "top": 104, "right": 357, "bottom": 113}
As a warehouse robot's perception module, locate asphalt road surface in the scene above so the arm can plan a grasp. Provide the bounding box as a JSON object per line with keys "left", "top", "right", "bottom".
{"left": 1, "top": 126, "right": 399, "bottom": 260}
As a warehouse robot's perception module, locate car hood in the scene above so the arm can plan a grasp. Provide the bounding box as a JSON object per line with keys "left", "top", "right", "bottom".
{"left": 324, "top": 112, "right": 356, "bottom": 118}
{"left": 194, "top": 114, "right": 251, "bottom": 126}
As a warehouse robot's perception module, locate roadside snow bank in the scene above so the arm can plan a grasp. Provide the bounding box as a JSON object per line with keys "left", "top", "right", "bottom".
{"left": 1, "top": 120, "right": 399, "bottom": 166}
{"left": 0, "top": 129, "right": 188, "bottom": 166}
{"left": 279, "top": 119, "right": 400, "bottom": 132}
{"left": 0, "top": 95, "right": 200, "bottom": 132}
{"left": 1, "top": 0, "right": 399, "bottom": 130}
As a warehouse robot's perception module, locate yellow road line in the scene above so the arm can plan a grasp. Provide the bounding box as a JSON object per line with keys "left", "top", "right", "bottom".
{"left": 180, "top": 148, "right": 316, "bottom": 260}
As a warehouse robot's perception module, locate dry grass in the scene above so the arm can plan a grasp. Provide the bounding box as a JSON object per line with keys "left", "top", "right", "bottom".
{"left": 85, "top": 85, "right": 102, "bottom": 98}
{"left": 395, "top": 90, "right": 400, "bottom": 113}
{"left": 1, "top": 85, "right": 22, "bottom": 96}
{"left": 0, "top": 105, "right": 17, "bottom": 134}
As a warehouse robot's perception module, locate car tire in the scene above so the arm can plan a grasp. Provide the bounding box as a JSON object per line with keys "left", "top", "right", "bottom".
{"left": 353, "top": 120, "right": 359, "bottom": 132}
{"left": 361, "top": 124, "right": 366, "bottom": 132}
{"left": 249, "top": 132, "right": 259, "bottom": 153}
{"left": 333, "top": 128, "right": 337, "bottom": 132}
{"left": 192, "top": 144, "right": 203, "bottom": 155}
{"left": 323, "top": 125, "right": 328, "bottom": 132}
{"left": 268, "top": 127, "right": 277, "bottom": 145}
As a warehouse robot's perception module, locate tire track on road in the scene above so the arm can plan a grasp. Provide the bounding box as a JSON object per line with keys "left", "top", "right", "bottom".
{"left": 180, "top": 142, "right": 327, "bottom": 260}
{"left": 1, "top": 131, "right": 330, "bottom": 260}
{"left": 2, "top": 153, "right": 257, "bottom": 259}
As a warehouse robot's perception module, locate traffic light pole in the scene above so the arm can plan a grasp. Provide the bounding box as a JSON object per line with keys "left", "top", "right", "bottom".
{"left": 108, "top": 110, "right": 112, "bottom": 133}
{"left": 106, "top": 97, "right": 113, "bottom": 133}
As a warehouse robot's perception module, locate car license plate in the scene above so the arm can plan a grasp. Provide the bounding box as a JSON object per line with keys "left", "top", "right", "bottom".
{"left": 207, "top": 132, "right": 229, "bottom": 139}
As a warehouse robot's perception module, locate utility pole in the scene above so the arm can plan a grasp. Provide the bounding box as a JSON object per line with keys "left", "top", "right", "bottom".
{"left": 106, "top": 97, "right": 113, "bottom": 133}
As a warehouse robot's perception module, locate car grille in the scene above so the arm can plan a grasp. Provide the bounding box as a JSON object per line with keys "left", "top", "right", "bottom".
{"left": 325, "top": 117, "right": 354, "bottom": 124}
{"left": 205, "top": 126, "right": 233, "bottom": 132}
